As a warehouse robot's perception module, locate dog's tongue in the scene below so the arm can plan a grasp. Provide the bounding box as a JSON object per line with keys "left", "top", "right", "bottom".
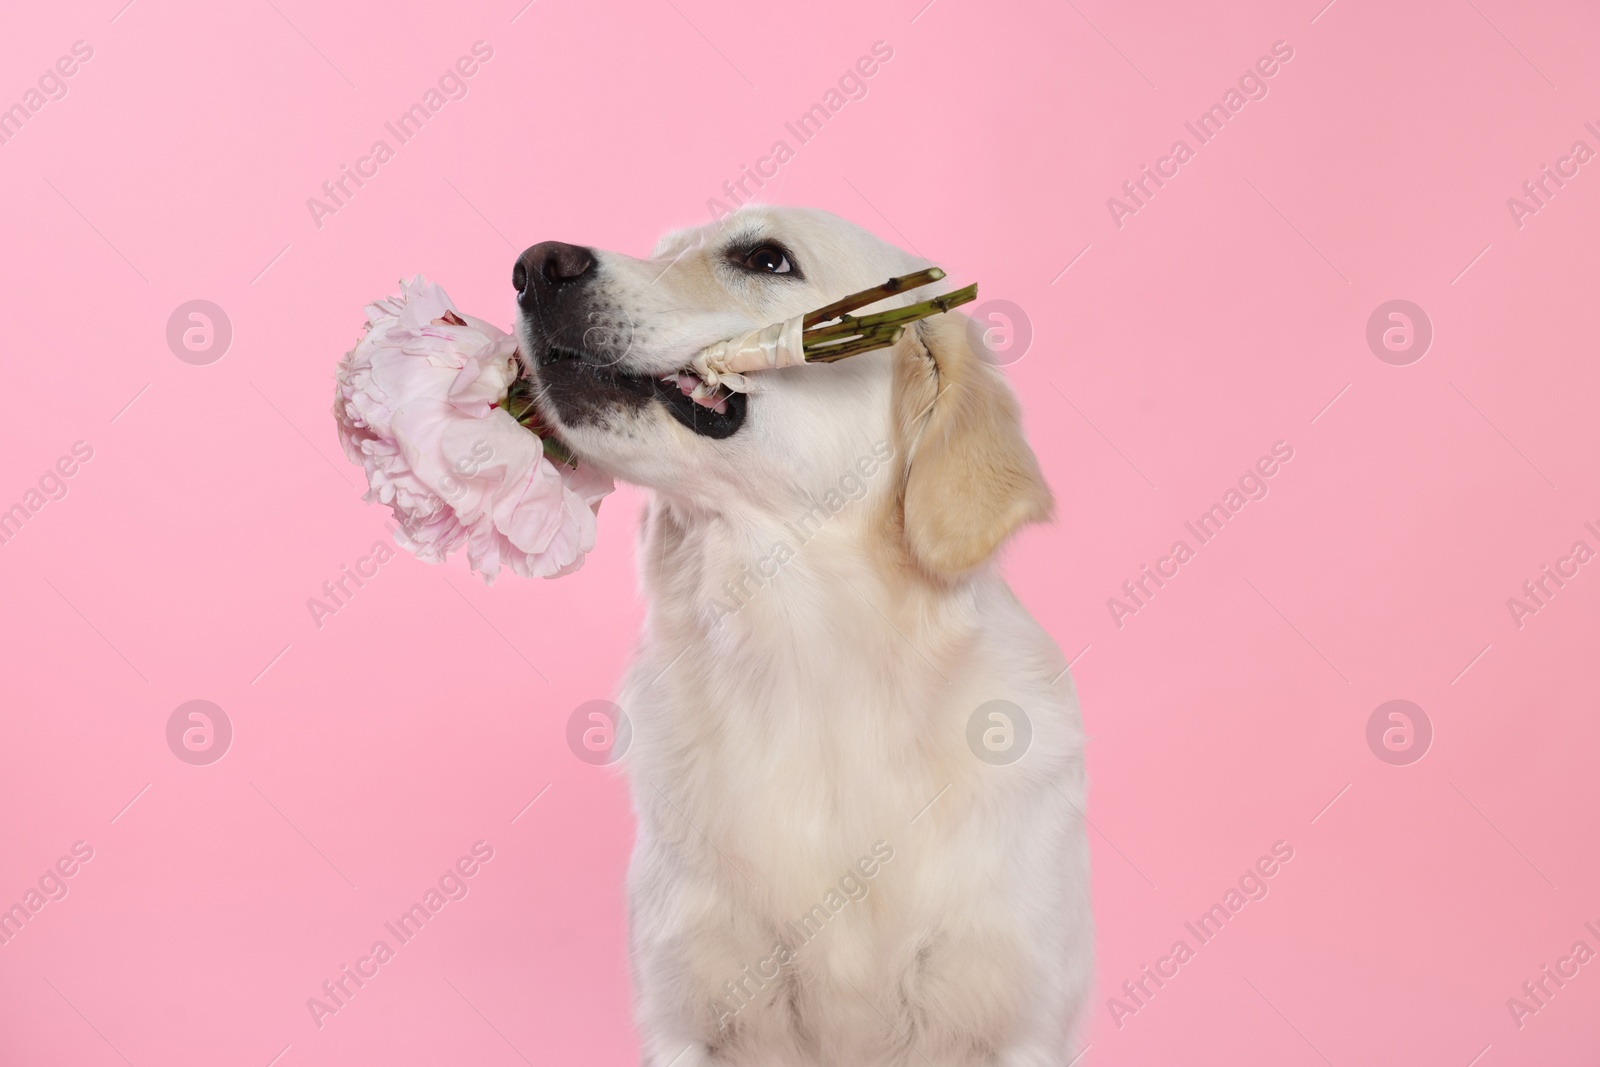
{"left": 672, "top": 371, "right": 728, "bottom": 415}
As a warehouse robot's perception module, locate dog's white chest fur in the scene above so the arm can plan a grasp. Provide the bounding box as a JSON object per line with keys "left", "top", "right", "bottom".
{"left": 622, "top": 508, "right": 1091, "bottom": 1067}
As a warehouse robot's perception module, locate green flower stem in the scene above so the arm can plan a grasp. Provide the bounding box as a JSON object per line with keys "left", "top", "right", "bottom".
{"left": 803, "top": 281, "right": 979, "bottom": 363}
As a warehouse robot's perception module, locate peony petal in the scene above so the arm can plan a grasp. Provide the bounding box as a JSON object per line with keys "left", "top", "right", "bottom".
{"left": 333, "top": 275, "right": 616, "bottom": 582}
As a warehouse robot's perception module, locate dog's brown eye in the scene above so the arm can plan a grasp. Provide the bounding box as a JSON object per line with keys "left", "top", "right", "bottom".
{"left": 741, "top": 245, "right": 793, "bottom": 274}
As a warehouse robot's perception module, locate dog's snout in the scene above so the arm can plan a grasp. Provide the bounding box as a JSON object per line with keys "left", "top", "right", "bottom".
{"left": 515, "top": 241, "right": 594, "bottom": 301}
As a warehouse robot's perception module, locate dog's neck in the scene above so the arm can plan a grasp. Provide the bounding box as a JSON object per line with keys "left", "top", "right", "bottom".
{"left": 636, "top": 492, "right": 987, "bottom": 691}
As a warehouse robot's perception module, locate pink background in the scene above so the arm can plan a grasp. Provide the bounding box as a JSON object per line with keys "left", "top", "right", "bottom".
{"left": 2, "top": 0, "right": 1597, "bottom": 1064}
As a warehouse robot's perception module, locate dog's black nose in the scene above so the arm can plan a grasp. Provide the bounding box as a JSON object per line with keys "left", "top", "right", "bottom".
{"left": 514, "top": 241, "right": 594, "bottom": 297}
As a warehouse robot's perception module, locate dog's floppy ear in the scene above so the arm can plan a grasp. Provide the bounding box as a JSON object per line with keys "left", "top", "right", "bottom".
{"left": 892, "top": 311, "right": 1053, "bottom": 577}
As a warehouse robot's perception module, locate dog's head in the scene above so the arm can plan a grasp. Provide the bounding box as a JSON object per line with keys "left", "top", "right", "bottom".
{"left": 514, "top": 205, "right": 1051, "bottom": 577}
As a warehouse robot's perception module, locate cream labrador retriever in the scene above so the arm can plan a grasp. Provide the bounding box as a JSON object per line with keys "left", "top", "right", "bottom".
{"left": 514, "top": 206, "right": 1090, "bottom": 1067}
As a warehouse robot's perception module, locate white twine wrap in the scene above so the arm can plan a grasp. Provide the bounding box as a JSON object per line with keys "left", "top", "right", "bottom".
{"left": 690, "top": 315, "right": 806, "bottom": 394}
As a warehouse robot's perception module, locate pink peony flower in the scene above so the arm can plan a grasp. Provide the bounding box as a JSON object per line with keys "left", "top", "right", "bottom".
{"left": 334, "top": 275, "right": 613, "bottom": 582}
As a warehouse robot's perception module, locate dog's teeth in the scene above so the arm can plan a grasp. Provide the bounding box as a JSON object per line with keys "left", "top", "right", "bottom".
{"left": 667, "top": 370, "right": 729, "bottom": 413}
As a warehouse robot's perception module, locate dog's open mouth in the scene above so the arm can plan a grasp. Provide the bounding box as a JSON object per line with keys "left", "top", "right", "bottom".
{"left": 535, "top": 345, "right": 747, "bottom": 439}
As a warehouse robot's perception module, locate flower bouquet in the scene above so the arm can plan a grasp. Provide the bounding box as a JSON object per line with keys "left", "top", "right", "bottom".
{"left": 333, "top": 270, "right": 974, "bottom": 582}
